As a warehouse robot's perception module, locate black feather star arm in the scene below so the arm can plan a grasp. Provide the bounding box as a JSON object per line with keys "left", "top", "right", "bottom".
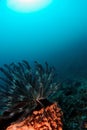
{"left": 0, "top": 61, "right": 60, "bottom": 121}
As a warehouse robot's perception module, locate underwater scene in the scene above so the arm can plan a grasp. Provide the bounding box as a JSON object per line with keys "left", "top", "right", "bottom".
{"left": 0, "top": 0, "right": 87, "bottom": 130}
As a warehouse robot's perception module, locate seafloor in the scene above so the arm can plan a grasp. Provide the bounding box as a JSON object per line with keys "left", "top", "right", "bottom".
{"left": 0, "top": 61, "right": 87, "bottom": 130}
{"left": 56, "top": 78, "right": 87, "bottom": 130}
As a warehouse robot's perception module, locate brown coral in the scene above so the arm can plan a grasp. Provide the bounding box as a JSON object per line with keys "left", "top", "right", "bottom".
{"left": 6, "top": 103, "right": 63, "bottom": 130}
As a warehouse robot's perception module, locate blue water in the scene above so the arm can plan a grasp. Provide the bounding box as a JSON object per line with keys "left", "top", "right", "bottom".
{"left": 0, "top": 0, "right": 87, "bottom": 80}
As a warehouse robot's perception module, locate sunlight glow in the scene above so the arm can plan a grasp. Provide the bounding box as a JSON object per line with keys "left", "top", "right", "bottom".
{"left": 6, "top": 0, "right": 52, "bottom": 13}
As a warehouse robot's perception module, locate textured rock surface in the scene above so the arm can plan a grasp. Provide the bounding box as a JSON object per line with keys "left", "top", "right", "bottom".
{"left": 6, "top": 103, "right": 63, "bottom": 130}
{"left": 56, "top": 79, "right": 87, "bottom": 130}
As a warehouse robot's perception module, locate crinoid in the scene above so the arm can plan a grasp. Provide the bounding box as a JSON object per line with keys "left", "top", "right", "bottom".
{"left": 0, "top": 60, "right": 60, "bottom": 122}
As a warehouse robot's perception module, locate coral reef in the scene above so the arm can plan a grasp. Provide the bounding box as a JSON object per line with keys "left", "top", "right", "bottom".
{"left": 6, "top": 103, "right": 63, "bottom": 130}
{"left": 0, "top": 61, "right": 62, "bottom": 129}
{"left": 56, "top": 79, "right": 87, "bottom": 130}
{"left": 0, "top": 60, "right": 86, "bottom": 130}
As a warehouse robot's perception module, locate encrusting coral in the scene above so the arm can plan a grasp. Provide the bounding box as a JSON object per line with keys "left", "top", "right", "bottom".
{"left": 0, "top": 60, "right": 63, "bottom": 130}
